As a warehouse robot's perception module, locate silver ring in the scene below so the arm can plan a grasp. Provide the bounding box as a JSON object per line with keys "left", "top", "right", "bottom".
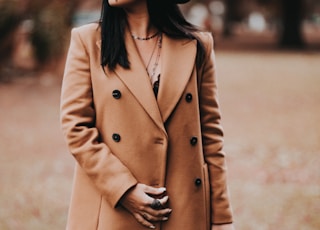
{"left": 150, "top": 199, "right": 162, "bottom": 210}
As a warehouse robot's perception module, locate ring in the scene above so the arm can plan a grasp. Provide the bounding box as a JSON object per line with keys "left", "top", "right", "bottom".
{"left": 142, "top": 213, "right": 148, "bottom": 220}
{"left": 150, "top": 199, "right": 162, "bottom": 210}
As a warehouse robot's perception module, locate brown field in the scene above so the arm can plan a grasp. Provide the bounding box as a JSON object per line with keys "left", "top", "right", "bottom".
{"left": 0, "top": 49, "right": 319, "bottom": 229}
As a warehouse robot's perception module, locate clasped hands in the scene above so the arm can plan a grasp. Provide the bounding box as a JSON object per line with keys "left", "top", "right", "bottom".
{"left": 120, "top": 183, "right": 171, "bottom": 229}
{"left": 120, "top": 183, "right": 235, "bottom": 230}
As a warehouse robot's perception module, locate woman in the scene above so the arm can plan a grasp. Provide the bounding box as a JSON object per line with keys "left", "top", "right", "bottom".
{"left": 60, "top": 0, "right": 234, "bottom": 229}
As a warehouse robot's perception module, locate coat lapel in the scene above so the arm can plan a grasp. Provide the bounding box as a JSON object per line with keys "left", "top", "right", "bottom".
{"left": 97, "top": 28, "right": 166, "bottom": 135}
{"left": 96, "top": 30, "right": 197, "bottom": 131}
{"left": 157, "top": 34, "right": 197, "bottom": 123}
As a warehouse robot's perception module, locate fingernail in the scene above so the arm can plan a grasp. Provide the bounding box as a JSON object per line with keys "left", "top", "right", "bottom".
{"left": 162, "top": 217, "right": 168, "bottom": 221}
{"left": 160, "top": 187, "right": 166, "bottom": 192}
{"left": 150, "top": 225, "right": 156, "bottom": 229}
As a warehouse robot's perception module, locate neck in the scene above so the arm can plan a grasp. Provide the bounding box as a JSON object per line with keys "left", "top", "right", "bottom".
{"left": 125, "top": 2, "right": 157, "bottom": 38}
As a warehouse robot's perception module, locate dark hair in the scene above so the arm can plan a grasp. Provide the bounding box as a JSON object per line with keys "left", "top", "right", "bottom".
{"left": 99, "top": 0, "right": 205, "bottom": 70}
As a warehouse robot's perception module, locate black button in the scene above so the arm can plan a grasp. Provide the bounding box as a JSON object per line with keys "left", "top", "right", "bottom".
{"left": 186, "top": 93, "right": 193, "bottom": 103}
{"left": 190, "top": 136, "right": 198, "bottom": 146}
{"left": 195, "top": 178, "right": 202, "bottom": 186}
{"left": 112, "top": 90, "right": 121, "bottom": 99}
{"left": 112, "top": 133, "right": 121, "bottom": 142}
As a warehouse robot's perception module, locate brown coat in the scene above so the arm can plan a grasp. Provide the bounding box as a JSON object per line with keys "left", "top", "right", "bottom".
{"left": 60, "top": 23, "right": 233, "bottom": 230}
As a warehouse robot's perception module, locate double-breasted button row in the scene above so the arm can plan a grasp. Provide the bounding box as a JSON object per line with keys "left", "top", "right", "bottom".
{"left": 112, "top": 133, "right": 121, "bottom": 142}
{"left": 112, "top": 90, "right": 121, "bottom": 99}
{"left": 185, "top": 93, "right": 193, "bottom": 103}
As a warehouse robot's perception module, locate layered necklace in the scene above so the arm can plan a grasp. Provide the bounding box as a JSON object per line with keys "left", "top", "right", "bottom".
{"left": 131, "top": 32, "right": 162, "bottom": 81}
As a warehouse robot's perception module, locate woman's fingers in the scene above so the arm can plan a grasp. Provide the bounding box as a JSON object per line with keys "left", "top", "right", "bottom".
{"left": 143, "top": 184, "right": 166, "bottom": 196}
{"left": 158, "top": 195, "right": 169, "bottom": 206}
{"left": 148, "top": 195, "right": 169, "bottom": 210}
{"left": 142, "top": 207, "right": 172, "bottom": 220}
{"left": 134, "top": 213, "right": 156, "bottom": 229}
{"left": 120, "top": 183, "right": 172, "bottom": 228}
{"left": 141, "top": 196, "right": 172, "bottom": 222}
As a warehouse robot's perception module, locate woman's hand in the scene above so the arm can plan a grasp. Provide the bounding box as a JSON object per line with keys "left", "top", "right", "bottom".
{"left": 120, "top": 183, "right": 172, "bottom": 229}
{"left": 212, "top": 223, "right": 235, "bottom": 230}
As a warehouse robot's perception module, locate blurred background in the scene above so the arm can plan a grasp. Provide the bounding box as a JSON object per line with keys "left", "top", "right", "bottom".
{"left": 0, "top": 0, "right": 319, "bottom": 229}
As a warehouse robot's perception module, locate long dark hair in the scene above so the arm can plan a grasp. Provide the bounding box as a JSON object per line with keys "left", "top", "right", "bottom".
{"left": 99, "top": 0, "right": 205, "bottom": 70}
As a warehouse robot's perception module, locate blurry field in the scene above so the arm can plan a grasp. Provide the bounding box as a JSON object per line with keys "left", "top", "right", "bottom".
{"left": 0, "top": 50, "right": 319, "bottom": 229}
{"left": 218, "top": 51, "right": 320, "bottom": 230}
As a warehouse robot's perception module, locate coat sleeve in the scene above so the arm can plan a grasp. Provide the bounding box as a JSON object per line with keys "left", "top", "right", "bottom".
{"left": 198, "top": 33, "right": 233, "bottom": 224}
{"left": 60, "top": 27, "right": 138, "bottom": 208}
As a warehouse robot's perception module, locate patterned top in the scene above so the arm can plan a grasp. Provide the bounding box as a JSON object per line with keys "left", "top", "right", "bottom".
{"left": 153, "top": 74, "right": 160, "bottom": 98}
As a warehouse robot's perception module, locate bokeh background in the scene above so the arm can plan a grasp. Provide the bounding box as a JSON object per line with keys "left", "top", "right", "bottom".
{"left": 0, "top": 0, "right": 319, "bottom": 229}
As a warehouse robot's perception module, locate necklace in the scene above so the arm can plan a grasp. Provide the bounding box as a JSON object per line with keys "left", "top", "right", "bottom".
{"left": 131, "top": 32, "right": 159, "bottom": 41}
{"left": 146, "top": 35, "right": 160, "bottom": 72}
{"left": 147, "top": 33, "right": 162, "bottom": 79}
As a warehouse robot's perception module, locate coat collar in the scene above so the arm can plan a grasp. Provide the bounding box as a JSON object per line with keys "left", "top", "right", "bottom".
{"left": 96, "top": 28, "right": 197, "bottom": 134}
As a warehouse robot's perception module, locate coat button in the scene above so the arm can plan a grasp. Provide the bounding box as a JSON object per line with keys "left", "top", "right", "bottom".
{"left": 195, "top": 178, "right": 202, "bottom": 186}
{"left": 112, "top": 90, "right": 121, "bottom": 99}
{"left": 112, "top": 133, "right": 121, "bottom": 142}
{"left": 185, "top": 93, "right": 193, "bottom": 103}
{"left": 190, "top": 136, "right": 198, "bottom": 146}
